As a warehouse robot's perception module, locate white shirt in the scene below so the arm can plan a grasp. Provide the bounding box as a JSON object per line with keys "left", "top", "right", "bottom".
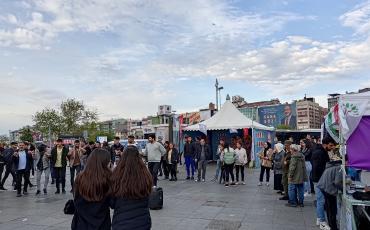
{"left": 18, "top": 150, "right": 27, "bottom": 170}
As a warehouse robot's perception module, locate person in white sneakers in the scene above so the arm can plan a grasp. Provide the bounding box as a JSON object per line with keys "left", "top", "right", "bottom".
{"left": 234, "top": 142, "right": 247, "bottom": 185}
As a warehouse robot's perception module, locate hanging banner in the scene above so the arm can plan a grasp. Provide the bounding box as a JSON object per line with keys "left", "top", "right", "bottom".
{"left": 258, "top": 103, "right": 297, "bottom": 129}
{"left": 325, "top": 104, "right": 340, "bottom": 143}
{"left": 252, "top": 129, "right": 275, "bottom": 167}
{"left": 339, "top": 97, "right": 369, "bottom": 140}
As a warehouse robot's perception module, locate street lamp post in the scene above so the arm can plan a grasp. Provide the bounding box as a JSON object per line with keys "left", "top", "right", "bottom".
{"left": 218, "top": 86, "right": 224, "bottom": 109}
{"left": 215, "top": 78, "right": 224, "bottom": 110}
{"left": 215, "top": 79, "right": 219, "bottom": 110}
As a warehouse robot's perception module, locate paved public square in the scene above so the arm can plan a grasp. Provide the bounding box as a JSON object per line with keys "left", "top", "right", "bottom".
{"left": 0, "top": 164, "right": 318, "bottom": 230}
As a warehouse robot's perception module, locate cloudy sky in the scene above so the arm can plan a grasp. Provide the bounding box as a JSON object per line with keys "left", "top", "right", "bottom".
{"left": 1, "top": 0, "right": 370, "bottom": 135}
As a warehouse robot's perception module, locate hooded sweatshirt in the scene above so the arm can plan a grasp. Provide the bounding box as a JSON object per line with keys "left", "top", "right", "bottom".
{"left": 317, "top": 161, "right": 343, "bottom": 196}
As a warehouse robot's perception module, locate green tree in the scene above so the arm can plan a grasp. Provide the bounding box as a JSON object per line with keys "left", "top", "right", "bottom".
{"left": 19, "top": 127, "right": 34, "bottom": 142}
{"left": 33, "top": 98, "right": 98, "bottom": 139}
{"left": 276, "top": 124, "right": 292, "bottom": 130}
{"left": 60, "top": 99, "right": 98, "bottom": 135}
{"left": 33, "top": 108, "right": 63, "bottom": 140}
{"left": 0, "top": 135, "right": 9, "bottom": 143}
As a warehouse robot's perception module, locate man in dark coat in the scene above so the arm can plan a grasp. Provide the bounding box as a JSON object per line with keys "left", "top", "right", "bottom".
{"left": 12, "top": 142, "right": 33, "bottom": 197}
{"left": 1, "top": 142, "right": 18, "bottom": 190}
{"left": 194, "top": 138, "right": 211, "bottom": 182}
{"left": 183, "top": 136, "right": 196, "bottom": 180}
{"left": 311, "top": 136, "right": 336, "bottom": 227}
{"left": 51, "top": 139, "right": 69, "bottom": 194}
{"left": 110, "top": 137, "right": 124, "bottom": 164}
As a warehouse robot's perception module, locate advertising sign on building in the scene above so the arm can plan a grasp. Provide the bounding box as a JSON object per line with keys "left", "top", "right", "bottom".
{"left": 96, "top": 136, "right": 107, "bottom": 143}
{"left": 258, "top": 103, "right": 297, "bottom": 129}
{"left": 158, "top": 105, "right": 172, "bottom": 115}
{"left": 189, "top": 112, "right": 201, "bottom": 125}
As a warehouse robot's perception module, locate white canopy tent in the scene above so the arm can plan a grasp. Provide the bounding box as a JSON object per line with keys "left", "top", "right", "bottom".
{"left": 184, "top": 97, "right": 274, "bottom": 131}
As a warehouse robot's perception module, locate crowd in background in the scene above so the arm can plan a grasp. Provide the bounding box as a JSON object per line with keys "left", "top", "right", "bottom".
{"left": 2, "top": 133, "right": 364, "bottom": 230}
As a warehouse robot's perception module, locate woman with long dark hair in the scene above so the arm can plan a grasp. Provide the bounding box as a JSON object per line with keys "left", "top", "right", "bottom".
{"left": 111, "top": 146, "right": 153, "bottom": 230}
{"left": 258, "top": 142, "right": 273, "bottom": 186}
{"left": 71, "top": 149, "right": 112, "bottom": 230}
{"left": 165, "top": 143, "right": 179, "bottom": 181}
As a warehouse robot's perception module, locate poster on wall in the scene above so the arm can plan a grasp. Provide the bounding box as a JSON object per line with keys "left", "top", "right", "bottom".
{"left": 258, "top": 103, "right": 297, "bottom": 129}
{"left": 253, "top": 129, "right": 275, "bottom": 167}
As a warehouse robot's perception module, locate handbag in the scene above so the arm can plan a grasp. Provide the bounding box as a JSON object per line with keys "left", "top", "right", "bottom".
{"left": 64, "top": 199, "right": 75, "bottom": 215}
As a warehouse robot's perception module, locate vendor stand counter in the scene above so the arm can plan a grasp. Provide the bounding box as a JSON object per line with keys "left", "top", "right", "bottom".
{"left": 340, "top": 181, "right": 370, "bottom": 230}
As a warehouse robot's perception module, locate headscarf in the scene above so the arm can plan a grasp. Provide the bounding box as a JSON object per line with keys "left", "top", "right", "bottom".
{"left": 275, "top": 143, "right": 284, "bottom": 153}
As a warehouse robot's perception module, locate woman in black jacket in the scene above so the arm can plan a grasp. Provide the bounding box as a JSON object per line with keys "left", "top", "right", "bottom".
{"left": 71, "top": 149, "right": 112, "bottom": 230}
{"left": 165, "top": 143, "right": 179, "bottom": 181}
{"left": 111, "top": 146, "right": 153, "bottom": 230}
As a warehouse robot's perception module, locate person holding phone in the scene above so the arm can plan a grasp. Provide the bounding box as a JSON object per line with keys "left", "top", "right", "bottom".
{"left": 12, "top": 142, "right": 33, "bottom": 197}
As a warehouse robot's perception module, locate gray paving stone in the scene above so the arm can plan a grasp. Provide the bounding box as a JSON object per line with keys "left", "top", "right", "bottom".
{"left": 0, "top": 165, "right": 316, "bottom": 230}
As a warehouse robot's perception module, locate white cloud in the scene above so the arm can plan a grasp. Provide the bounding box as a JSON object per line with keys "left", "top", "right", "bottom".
{"left": 340, "top": 0, "right": 370, "bottom": 35}
{"left": 0, "top": 0, "right": 307, "bottom": 50}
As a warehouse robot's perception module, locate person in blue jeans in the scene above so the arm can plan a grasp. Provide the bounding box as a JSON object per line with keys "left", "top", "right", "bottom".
{"left": 300, "top": 139, "right": 312, "bottom": 196}
{"left": 183, "top": 136, "right": 196, "bottom": 180}
{"left": 311, "top": 136, "right": 336, "bottom": 230}
{"left": 213, "top": 139, "right": 225, "bottom": 182}
{"left": 286, "top": 144, "right": 307, "bottom": 207}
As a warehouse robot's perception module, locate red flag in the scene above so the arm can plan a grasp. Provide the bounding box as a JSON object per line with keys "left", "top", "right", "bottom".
{"left": 243, "top": 128, "right": 249, "bottom": 138}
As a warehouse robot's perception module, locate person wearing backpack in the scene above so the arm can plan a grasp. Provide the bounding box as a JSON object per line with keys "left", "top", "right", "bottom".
{"left": 220, "top": 143, "right": 236, "bottom": 187}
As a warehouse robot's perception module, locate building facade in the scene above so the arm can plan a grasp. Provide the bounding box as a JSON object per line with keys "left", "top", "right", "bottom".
{"left": 328, "top": 93, "right": 340, "bottom": 110}
{"left": 239, "top": 107, "right": 258, "bottom": 121}
{"left": 296, "top": 97, "right": 326, "bottom": 130}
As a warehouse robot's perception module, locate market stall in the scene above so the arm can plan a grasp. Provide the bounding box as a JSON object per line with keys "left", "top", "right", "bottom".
{"left": 183, "top": 95, "right": 275, "bottom": 166}
{"left": 324, "top": 91, "right": 370, "bottom": 230}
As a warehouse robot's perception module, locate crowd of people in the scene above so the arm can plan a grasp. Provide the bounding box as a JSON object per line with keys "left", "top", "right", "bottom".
{"left": 256, "top": 135, "right": 341, "bottom": 230}
{"left": 0, "top": 132, "right": 360, "bottom": 230}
